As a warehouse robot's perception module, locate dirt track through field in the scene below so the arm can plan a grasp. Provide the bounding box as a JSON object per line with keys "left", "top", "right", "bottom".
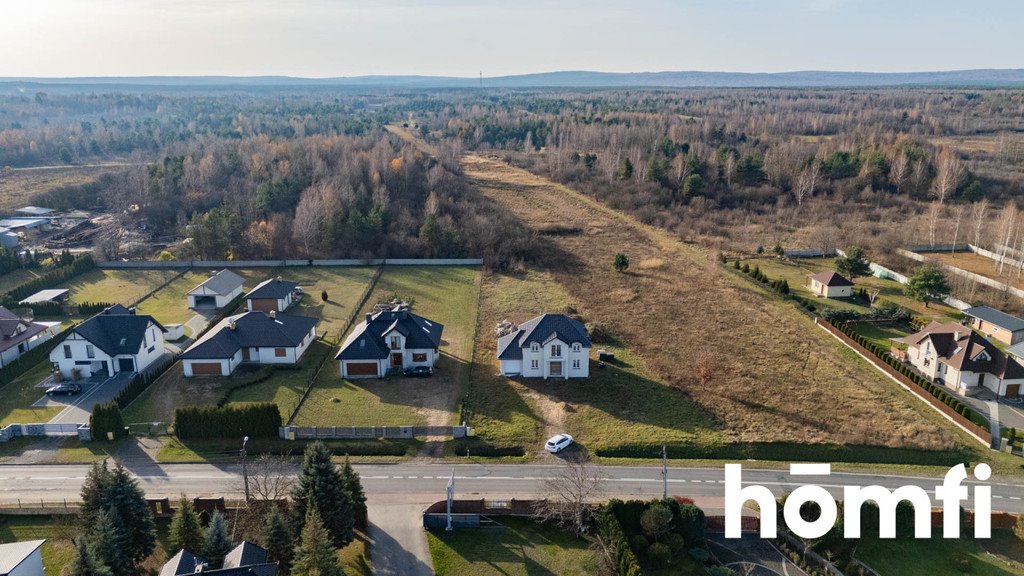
{"left": 460, "top": 153, "right": 961, "bottom": 449}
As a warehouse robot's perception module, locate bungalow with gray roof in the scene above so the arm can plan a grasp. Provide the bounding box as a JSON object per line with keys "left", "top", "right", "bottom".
{"left": 335, "top": 305, "right": 443, "bottom": 379}
{"left": 497, "top": 313, "right": 591, "bottom": 379}
{"left": 181, "top": 310, "right": 318, "bottom": 376}
{"left": 245, "top": 277, "right": 299, "bottom": 313}
{"left": 964, "top": 305, "right": 1024, "bottom": 346}
{"left": 187, "top": 269, "right": 244, "bottom": 310}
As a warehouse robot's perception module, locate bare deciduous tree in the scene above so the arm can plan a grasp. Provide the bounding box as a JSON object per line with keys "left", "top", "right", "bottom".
{"left": 794, "top": 161, "right": 820, "bottom": 206}
{"left": 889, "top": 150, "right": 909, "bottom": 194}
{"left": 951, "top": 204, "right": 966, "bottom": 254}
{"left": 932, "top": 148, "right": 964, "bottom": 204}
{"left": 972, "top": 199, "right": 990, "bottom": 248}
{"left": 533, "top": 454, "right": 605, "bottom": 535}
{"left": 927, "top": 201, "right": 941, "bottom": 247}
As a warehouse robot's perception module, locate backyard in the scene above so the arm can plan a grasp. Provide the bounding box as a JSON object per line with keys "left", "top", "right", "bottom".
{"left": 426, "top": 517, "right": 600, "bottom": 576}
{"left": 135, "top": 270, "right": 218, "bottom": 327}
{"left": 0, "top": 360, "right": 61, "bottom": 426}
{"left": 66, "top": 268, "right": 180, "bottom": 309}
{"left": 929, "top": 250, "right": 1024, "bottom": 292}
{"left": 855, "top": 529, "right": 1024, "bottom": 576}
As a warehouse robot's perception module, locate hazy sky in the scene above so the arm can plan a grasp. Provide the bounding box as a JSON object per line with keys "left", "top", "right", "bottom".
{"left": 1, "top": 0, "right": 1020, "bottom": 77}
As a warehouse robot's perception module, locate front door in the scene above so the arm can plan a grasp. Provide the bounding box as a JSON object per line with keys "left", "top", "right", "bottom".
{"left": 978, "top": 373, "right": 985, "bottom": 390}
{"left": 391, "top": 352, "right": 403, "bottom": 368}
{"left": 549, "top": 361, "right": 563, "bottom": 377}
{"left": 243, "top": 348, "right": 251, "bottom": 362}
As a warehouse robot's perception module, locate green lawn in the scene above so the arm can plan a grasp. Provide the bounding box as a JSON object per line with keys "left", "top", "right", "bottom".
{"left": 0, "top": 268, "right": 45, "bottom": 295}
{"left": 292, "top": 266, "right": 480, "bottom": 428}
{"left": 0, "top": 516, "right": 78, "bottom": 575}
{"left": 427, "top": 517, "right": 600, "bottom": 576}
{"left": 750, "top": 257, "right": 963, "bottom": 323}
{"left": 121, "top": 362, "right": 271, "bottom": 424}
{"left": 135, "top": 271, "right": 211, "bottom": 327}
{"left": 856, "top": 530, "right": 1024, "bottom": 576}
{"left": 284, "top": 266, "right": 381, "bottom": 341}
{"left": 0, "top": 360, "right": 60, "bottom": 426}
{"left": 225, "top": 339, "right": 335, "bottom": 422}
{"left": 67, "top": 268, "right": 180, "bottom": 308}
{"left": 851, "top": 323, "right": 913, "bottom": 350}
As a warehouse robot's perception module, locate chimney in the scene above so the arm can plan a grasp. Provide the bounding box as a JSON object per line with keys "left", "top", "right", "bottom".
{"left": 269, "top": 310, "right": 276, "bottom": 318}
{"left": 229, "top": 320, "right": 237, "bottom": 330}
{"left": 401, "top": 309, "right": 409, "bottom": 320}
{"left": 365, "top": 313, "right": 373, "bottom": 324}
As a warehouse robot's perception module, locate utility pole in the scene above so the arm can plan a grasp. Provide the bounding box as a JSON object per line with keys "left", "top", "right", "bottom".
{"left": 661, "top": 445, "right": 668, "bottom": 500}
{"left": 241, "top": 435, "right": 250, "bottom": 502}
{"left": 446, "top": 468, "right": 455, "bottom": 532}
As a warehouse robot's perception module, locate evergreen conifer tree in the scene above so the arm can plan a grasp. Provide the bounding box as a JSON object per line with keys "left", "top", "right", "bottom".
{"left": 169, "top": 495, "right": 204, "bottom": 553}
{"left": 291, "top": 442, "right": 355, "bottom": 547}
{"left": 262, "top": 505, "right": 294, "bottom": 573}
{"left": 203, "top": 511, "right": 233, "bottom": 569}
{"left": 292, "top": 506, "right": 344, "bottom": 576}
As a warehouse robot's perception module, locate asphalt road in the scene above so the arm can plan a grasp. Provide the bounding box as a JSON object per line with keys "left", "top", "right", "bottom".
{"left": 0, "top": 462, "right": 1022, "bottom": 513}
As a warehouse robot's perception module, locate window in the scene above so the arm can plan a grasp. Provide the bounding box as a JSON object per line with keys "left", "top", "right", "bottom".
{"left": 64, "top": 344, "right": 72, "bottom": 359}
{"left": 530, "top": 342, "right": 539, "bottom": 352}
{"left": 390, "top": 336, "right": 401, "bottom": 350}
{"left": 572, "top": 343, "right": 581, "bottom": 352}
{"left": 530, "top": 359, "right": 539, "bottom": 369}
{"left": 413, "top": 352, "right": 427, "bottom": 362}
{"left": 572, "top": 359, "right": 581, "bottom": 369}
{"left": 86, "top": 344, "right": 95, "bottom": 359}
{"left": 551, "top": 344, "right": 562, "bottom": 358}
{"left": 142, "top": 334, "right": 147, "bottom": 347}
{"left": 275, "top": 348, "right": 287, "bottom": 357}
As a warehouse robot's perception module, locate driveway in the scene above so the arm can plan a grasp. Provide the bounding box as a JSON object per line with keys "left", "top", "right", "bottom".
{"left": 367, "top": 500, "right": 434, "bottom": 576}
{"left": 44, "top": 371, "right": 134, "bottom": 425}
{"left": 953, "top": 388, "right": 1024, "bottom": 447}
{"left": 708, "top": 533, "right": 809, "bottom": 576}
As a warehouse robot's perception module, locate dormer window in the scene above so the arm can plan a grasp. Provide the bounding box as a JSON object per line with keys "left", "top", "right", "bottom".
{"left": 973, "top": 350, "right": 990, "bottom": 362}
{"left": 531, "top": 342, "right": 540, "bottom": 352}
{"left": 572, "top": 343, "right": 581, "bottom": 352}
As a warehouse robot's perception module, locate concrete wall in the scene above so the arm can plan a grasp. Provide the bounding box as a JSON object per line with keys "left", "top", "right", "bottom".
{"left": 101, "top": 258, "right": 483, "bottom": 269}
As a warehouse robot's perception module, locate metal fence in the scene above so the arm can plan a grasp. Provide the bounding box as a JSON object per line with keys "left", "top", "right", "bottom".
{"left": 279, "top": 425, "right": 469, "bottom": 440}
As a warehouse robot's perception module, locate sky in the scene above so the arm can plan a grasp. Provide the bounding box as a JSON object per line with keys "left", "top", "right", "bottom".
{"left": 0, "top": 0, "right": 1021, "bottom": 77}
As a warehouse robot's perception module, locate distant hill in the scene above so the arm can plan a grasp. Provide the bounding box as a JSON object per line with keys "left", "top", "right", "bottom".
{"left": 4, "top": 69, "right": 1024, "bottom": 89}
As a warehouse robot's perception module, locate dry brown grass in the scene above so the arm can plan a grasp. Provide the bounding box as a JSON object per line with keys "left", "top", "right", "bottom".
{"left": 637, "top": 258, "right": 666, "bottom": 270}
{"left": 0, "top": 166, "right": 115, "bottom": 212}
{"left": 462, "top": 153, "right": 962, "bottom": 450}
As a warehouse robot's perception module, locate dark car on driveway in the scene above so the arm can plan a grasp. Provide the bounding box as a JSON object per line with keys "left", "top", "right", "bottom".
{"left": 403, "top": 366, "right": 432, "bottom": 378}
{"left": 46, "top": 383, "right": 82, "bottom": 396}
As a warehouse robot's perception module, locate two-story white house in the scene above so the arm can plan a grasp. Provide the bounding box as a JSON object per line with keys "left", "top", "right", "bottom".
{"left": 0, "top": 306, "right": 60, "bottom": 368}
{"left": 898, "top": 322, "right": 1024, "bottom": 398}
{"left": 180, "top": 310, "right": 319, "bottom": 377}
{"left": 497, "top": 314, "right": 591, "bottom": 379}
{"left": 49, "top": 305, "right": 166, "bottom": 379}
{"left": 335, "top": 305, "right": 444, "bottom": 379}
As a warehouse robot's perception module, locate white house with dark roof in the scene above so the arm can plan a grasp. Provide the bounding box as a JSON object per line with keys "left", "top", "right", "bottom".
{"left": 897, "top": 322, "right": 1024, "bottom": 397}
{"left": 187, "top": 269, "right": 244, "bottom": 309}
{"left": 808, "top": 271, "right": 854, "bottom": 298}
{"left": 497, "top": 314, "right": 591, "bottom": 379}
{"left": 0, "top": 307, "right": 60, "bottom": 367}
{"left": 245, "top": 277, "right": 299, "bottom": 313}
{"left": 964, "top": 305, "right": 1024, "bottom": 346}
{"left": 0, "top": 540, "right": 45, "bottom": 576}
{"left": 160, "top": 541, "right": 277, "bottom": 576}
{"left": 335, "top": 305, "right": 443, "bottom": 379}
{"left": 48, "top": 305, "right": 166, "bottom": 379}
{"left": 181, "top": 310, "right": 318, "bottom": 377}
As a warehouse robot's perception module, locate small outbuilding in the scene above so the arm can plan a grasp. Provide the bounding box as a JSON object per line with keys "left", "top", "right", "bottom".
{"left": 18, "top": 288, "right": 69, "bottom": 305}
{"left": 0, "top": 540, "right": 45, "bottom": 576}
{"left": 187, "top": 269, "right": 244, "bottom": 310}
{"left": 808, "top": 271, "right": 854, "bottom": 298}
{"left": 964, "top": 305, "right": 1024, "bottom": 346}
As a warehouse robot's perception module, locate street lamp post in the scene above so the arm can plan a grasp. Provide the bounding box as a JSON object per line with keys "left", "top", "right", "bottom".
{"left": 241, "top": 436, "right": 250, "bottom": 502}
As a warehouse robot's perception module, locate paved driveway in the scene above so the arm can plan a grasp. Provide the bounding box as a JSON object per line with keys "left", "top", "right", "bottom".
{"left": 44, "top": 371, "right": 134, "bottom": 425}
{"left": 367, "top": 501, "right": 434, "bottom": 576}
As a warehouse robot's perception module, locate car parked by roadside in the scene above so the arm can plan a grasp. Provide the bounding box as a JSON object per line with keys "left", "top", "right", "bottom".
{"left": 545, "top": 433, "right": 574, "bottom": 453}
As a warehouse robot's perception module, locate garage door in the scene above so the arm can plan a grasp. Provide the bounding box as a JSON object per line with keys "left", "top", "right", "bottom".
{"left": 250, "top": 299, "right": 278, "bottom": 313}
{"left": 190, "top": 362, "right": 224, "bottom": 376}
{"left": 1007, "top": 384, "right": 1021, "bottom": 397}
{"left": 118, "top": 358, "right": 135, "bottom": 372}
{"left": 346, "top": 362, "right": 378, "bottom": 377}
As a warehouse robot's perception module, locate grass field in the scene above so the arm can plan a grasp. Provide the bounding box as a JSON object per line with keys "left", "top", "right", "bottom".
{"left": 0, "top": 268, "right": 46, "bottom": 295}
{"left": 225, "top": 339, "right": 335, "bottom": 422}
{"left": 460, "top": 153, "right": 967, "bottom": 454}
{"left": 292, "top": 266, "right": 480, "bottom": 429}
{"left": 0, "top": 360, "right": 61, "bottom": 426}
{"left": 0, "top": 165, "right": 116, "bottom": 212}
{"left": 749, "top": 256, "right": 962, "bottom": 323}
{"left": 856, "top": 530, "right": 1024, "bottom": 576}
{"left": 285, "top": 266, "right": 381, "bottom": 340}
{"left": 929, "top": 251, "right": 1024, "bottom": 292}
{"left": 67, "top": 268, "right": 180, "bottom": 308}
{"left": 135, "top": 271, "right": 213, "bottom": 326}
{"left": 426, "top": 517, "right": 600, "bottom": 576}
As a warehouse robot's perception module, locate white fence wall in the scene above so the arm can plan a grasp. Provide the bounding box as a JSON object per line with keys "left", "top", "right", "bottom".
{"left": 897, "top": 248, "right": 1024, "bottom": 303}
{"left": 0, "top": 423, "right": 88, "bottom": 443}
{"left": 99, "top": 258, "right": 483, "bottom": 269}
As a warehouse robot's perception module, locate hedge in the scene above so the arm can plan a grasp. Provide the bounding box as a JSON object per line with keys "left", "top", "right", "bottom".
{"left": 5, "top": 254, "right": 96, "bottom": 302}
{"left": 78, "top": 301, "right": 114, "bottom": 315}
{"left": 596, "top": 506, "right": 644, "bottom": 576}
{"left": 448, "top": 437, "right": 525, "bottom": 458}
{"left": 173, "top": 402, "right": 282, "bottom": 440}
{"left": 0, "top": 326, "right": 71, "bottom": 387}
{"left": 90, "top": 401, "right": 127, "bottom": 440}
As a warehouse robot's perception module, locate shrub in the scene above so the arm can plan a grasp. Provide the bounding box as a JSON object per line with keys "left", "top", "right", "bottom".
{"left": 78, "top": 301, "right": 115, "bottom": 315}
{"left": 174, "top": 403, "right": 281, "bottom": 439}
{"left": 688, "top": 547, "right": 710, "bottom": 563}
{"left": 646, "top": 542, "right": 671, "bottom": 569}
{"left": 662, "top": 532, "right": 686, "bottom": 556}
{"left": 741, "top": 263, "right": 750, "bottom": 273}
{"left": 628, "top": 534, "right": 648, "bottom": 554}
{"left": 614, "top": 253, "right": 629, "bottom": 273}
{"left": 90, "top": 401, "right": 126, "bottom": 440}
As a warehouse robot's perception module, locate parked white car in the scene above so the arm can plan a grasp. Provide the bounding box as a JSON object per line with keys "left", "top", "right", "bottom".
{"left": 545, "top": 433, "right": 574, "bottom": 453}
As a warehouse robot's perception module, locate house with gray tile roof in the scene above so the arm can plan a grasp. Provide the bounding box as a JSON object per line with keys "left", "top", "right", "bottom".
{"left": 335, "top": 305, "right": 443, "bottom": 379}
{"left": 48, "top": 305, "right": 166, "bottom": 379}
{"left": 181, "top": 310, "right": 318, "bottom": 377}
{"left": 964, "top": 305, "right": 1024, "bottom": 346}
{"left": 245, "top": 277, "right": 299, "bottom": 313}
{"left": 188, "top": 269, "right": 244, "bottom": 309}
{"left": 0, "top": 307, "right": 60, "bottom": 368}
{"left": 497, "top": 314, "right": 591, "bottom": 379}
{"left": 159, "top": 542, "right": 277, "bottom": 576}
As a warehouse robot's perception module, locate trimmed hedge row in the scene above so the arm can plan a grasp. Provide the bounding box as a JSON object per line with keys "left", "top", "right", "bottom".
{"left": 174, "top": 402, "right": 282, "bottom": 440}
{"left": 0, "top": 326, "right": 70, "bottom": 387}
{"left": 5, "top": 254, "right": 96, "bottom": 302}
{"left": 829, "top": 318, "right": 988, "bottom": 427}
{"left": 115, "top": 356, "right": 175, "bottom": 410}
{"left": 448, "top": 437, "right": 525, "bottom": 458}
{"left": 596, "top": 506, "right": 644, "bottom": 576}
{"left": 729, "top": 260, "right": 814, "bottom": 312}
{"left": 78, "top": 301, "right": 114, "bottom": 315}
{"left": 90, "top": 401, "right": 126, "bottom": 441}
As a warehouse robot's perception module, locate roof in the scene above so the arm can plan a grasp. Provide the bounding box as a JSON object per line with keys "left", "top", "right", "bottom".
{"left": 189, "top": 269, "right": 244, "bottom": 297}
{"left": 18, "top": 288, "right": 69, "bottom": 304}
{"left": 245, "top": 278, "right": 298, "bottom": 300}
{"left": 497, "top": 314, "right": 591, "bottom": 361}
{"left": 15, "top": 206, "right": 54, "bottom": 216}
{"left": 159, "top": 549, "right": 205, "bottom": 576}
{"left": 965, "top": 305, "right": 1024, "bottom": 333}
{"left": 0, "top": 540, "right": 45, "bottom": 575}
{"left": 0, "top": 306, "right": 47, "bottom": 353}
{"left": 0, "top": 218, "right": 47, "bottom": 229}
{"left": 808, "top": 270, "right": 854, "bottom": 287}
{"left": 223, "top": 542, "right": 269, "bottom": 569}
{"left": 898, "top": 322, "right": 1024, "bottom": 379}
{"left": 182, "top": 311, "right": 319, "bottom": 360}
{"left": 336, "top": 306, "right": 443, "bottom": 361}
{"left": 72, "top": 306, "right": 164, "bottom": 357}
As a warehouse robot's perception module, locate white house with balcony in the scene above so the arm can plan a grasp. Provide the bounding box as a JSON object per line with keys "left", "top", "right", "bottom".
{"left": 497, "top": 314, "right": 591, "bottom": 379}
{"left": 49, "top": 305, "right": 165, "bottom": 379}
{"left": 897, "top": 322, "right": 1024, "bottom": 398}
{"left": 335, "top": 305, "right": 444, "bottom": 379}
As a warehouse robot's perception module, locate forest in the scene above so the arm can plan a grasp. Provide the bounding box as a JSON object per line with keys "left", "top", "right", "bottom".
{"left": 4, "top": 86, "right": 1024, "bottom": 269}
